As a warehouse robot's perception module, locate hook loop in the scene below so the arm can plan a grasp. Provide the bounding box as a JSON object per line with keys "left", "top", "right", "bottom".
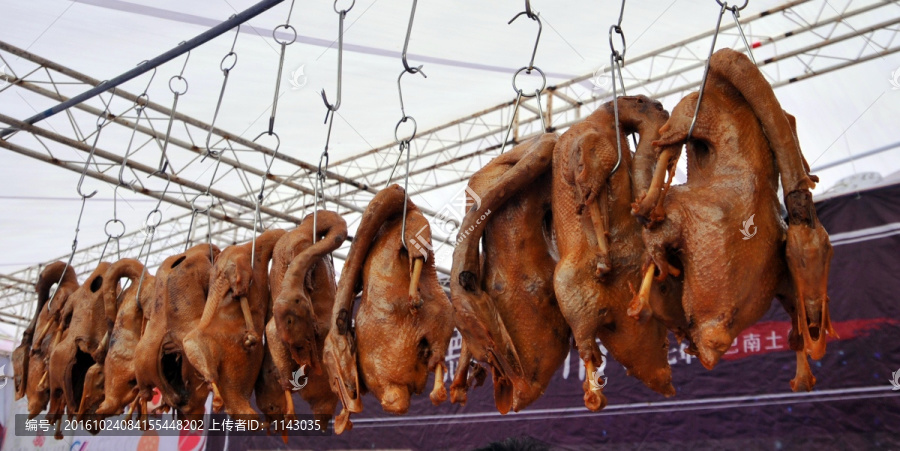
{"left": 333, "top": 0, "right": 355, "bottom": 14}
{"left": 609, "top": 25, "right": 626, "bottom": 64}
{"left": 104, "top": 219, "right": 126, "bottom": 239}
{"left": 169, "top": 76, "right": 189, "bottom": 96}
{"left": 716, "top": 0, "right": 749, "bottom": 11}
{"left": 511, "top": 66, "right": 547, "bottom": 98}
{"left": 274, "top": 24, "right": 298, "bottom": 45}
{"left": 220, "top": 52, "right": 238, "bottom": 73}
{"left": 394, "top": 116, "right": 417, "bottom": 144}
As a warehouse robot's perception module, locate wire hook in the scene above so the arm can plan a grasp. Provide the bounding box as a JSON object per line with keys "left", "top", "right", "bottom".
{"left": 148, "top": 169, "right": 172, "bottom": 214}
{"left": 312, "top": 150, "right": 330, "bottom": 244}
{"left": 401, "top": 0, "right": 426, "bottom": 77}
{"left": 177, "top": 41, "right": 192, "bottom": 77}
{"left": 205, "top": 19, "right": 241, "bottom": 159}
{"left": 250, "top": 132, "right": 280, "bottom": 268}
{"left": 321, "top": 1, "right": 354, "bottom": 119}
{"left": 76, "top": 84, "right": 117, "bottom": 199}
{"left": 119, "top": 63, "right": 156, "bottom": 192}
{"left": 500, "top": 1, "right": 548, "bottom": 153}
{"left": 508, "top": 2, "right": 543, "bottom": 72}
{"left": 133, "top": 168, "right": 170, "bottom": 306}
{"left": 134, "top": 60, "right": 157, "bottom": 109}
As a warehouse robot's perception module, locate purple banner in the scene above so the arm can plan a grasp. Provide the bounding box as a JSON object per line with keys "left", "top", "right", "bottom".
{"left": 222, "top": 183, "right": 900, "bottom": 450}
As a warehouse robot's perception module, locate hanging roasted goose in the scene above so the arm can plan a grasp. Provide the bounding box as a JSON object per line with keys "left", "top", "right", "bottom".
{"left": 632, "top": 48, "right": 834, "bottom": 391}
{"left": 182, "top": 229, "right": 285, "bottom": 416}
{"left": 46, "top": 262, "right": 112, "bottom": 433}
{"left": 265, "top": 210, "right": 346, "bottom": 429}
{"left": 449, "top": 133, "right": 571, "bottom": 413}
{"left": 553, "top": 95, "right": 679, "bottom": 411}
{"left": 15, "top": 262, "right": 79, "bottom": 418}
{"left": 133, "top": 243, "right": 219, "bottom": 418}
{"left": 323, "top": 184, "right": 454, "bottom": 434}
{"left": 81, "top": 258, "right": 156, "bottom": 417}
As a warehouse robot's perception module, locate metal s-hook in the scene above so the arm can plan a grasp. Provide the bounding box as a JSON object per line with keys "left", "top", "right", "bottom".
{"left": 508, "top": 1, "right": 542, "bottom": 72}
{"left": 133, "top": 169, "right": 171, "bottom": 306}
{"left": 250, "top": 131, "right": 280, "bottom": 268}
{"left": 119, "top": 60, "right": 157, "bottom": 193}
{"left": 321, "top": 1, "right": 354, "bottom": 119}
{"left": 500, "top": 1, "right": 548, "bottom": 153}
{"left": 607, "top": 0, "right": 635, "bottom": 177}
{"left": 99, "top": 184, "right": 126, "bottom": 262}
{"left": 134, "top": 60, "right": 157, "bottom": 109}
{"left": 401, "top": 0, "right": 426, "bottom": 77}
{"left": 76, "top": 84, "right": 117, "bottom": 199}
{"left": 160, "top": 43, "right": 191, "bottom": 173}
{"left": 318, "top": 0, "right": 353, "bottom": 180}
{"left": 75, "top": 164, "right": 99, "bottom": 199}
{"left": 396, "top": 0, "right": 426, "bottom": 141}
{"left": 205, "top": 19, "right": 241, "bottom": 158}
{"left": 395, "top": 70, "right": 421, "bottom": 142}
{"left": 52, "top": 84, "right": 117, "bottom": 305}
{"left": 269, "top": 0, "right": 298, "bottom": 134}
{"left": 312, "top": 150, "right": 330, "bottom": 244}
{"left": 394, "top": 0, "right": 427, "bottom": 249}
{"left": 315, "top": 0, "right": 354, "bottom": 233}
{"left": 147, "top": 169, "right": 172, "bottom": 214}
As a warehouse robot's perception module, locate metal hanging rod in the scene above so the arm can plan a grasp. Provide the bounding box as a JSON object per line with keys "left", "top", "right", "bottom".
{"left": 0, "top": 0, "right": 285, "bottom": 139}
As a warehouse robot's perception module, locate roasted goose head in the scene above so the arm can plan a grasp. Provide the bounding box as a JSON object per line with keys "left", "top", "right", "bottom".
{"left": 18, "top": 262, "right": 78, "bottom": 417}
{"left": 553, "top": 95, "right": 678, "bottom": 411}
{"left": 93, "top": 258, "right": 155, "bottom": 417}
{"left": 133, "top": 243, "right": 219, "bottom": 417}
{"left": 183, "top": 229, "right": 285, "bottom": 416}
{"left": 324, "top": 185, "right": 454, "bottom": 434}
{"left": 632, "top": 48, "right": 833, "bottom": 391}
{"left": 450, "top": 133, "right": 571, "bottom": 413}
{"left": 267, "top": 210, "right": 346, "bottom": 428}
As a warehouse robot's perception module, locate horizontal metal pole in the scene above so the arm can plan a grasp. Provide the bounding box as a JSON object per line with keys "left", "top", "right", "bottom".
{"left": 0, "top": 0, "right": 284, "bottom": 138}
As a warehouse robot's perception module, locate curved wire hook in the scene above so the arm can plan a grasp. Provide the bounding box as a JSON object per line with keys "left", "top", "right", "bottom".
{"left": 508, "top": 2, "right": 543, "bottom": 71}
{"left": 397, "top": 70, "right": 423, "bottom": 122}
{"left": 177, "top": 41, "right": 192, "bottom": 77}
{"left": 312, "top": 150, "right": 330, "bottom": 244}
{"left": 118, "top": 63, "right": 155, "bottom": 191}
{"left": 614, "top": 0, "right": 626, "bottom": 28}
{"left": 321, "top": 3, "right": 353, "bottom": 117}
{"left": 134, "top": 60, "right": 157, "bottom": 102}
{"left": 250, "top": 132, "right": 281, "bottom": 268}
{"left": 147, "top": 169, "right": 172, "bottom": 214}
{"left": 77, "top": 84, "right": 118, "bottom": 199}
{"left": 226, "top": 19, "right": 242, "bottom": 65}
{"left": 76, "top": 162, "right": 99, "bottom": 199}
{"left": 401, "top": 0, "right": 426, "bottom": 77}
{"left": 252, "top": 132, "right": 281, "bottom": 203}
{"left": 205, "top": 20, "right": 241, "bottom": 158}
{"left": 133, "top": 169, "right": 170, "bottom": 305}
{"left": 160, "top": 44, "right": 191, "bottom": 173}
